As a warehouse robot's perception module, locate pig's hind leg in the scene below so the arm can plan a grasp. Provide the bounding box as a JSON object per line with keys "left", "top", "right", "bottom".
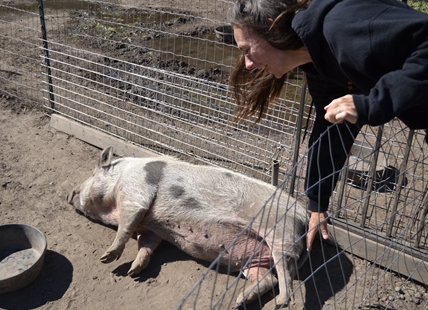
{"left": 271, "top": 248, "right": 300, "bottom": 308}
{"left": 100, "top": 204, "right": 148, "bottom": 264}
{"left": 236, "top": 267, "right": 278, "bottom": 306}
{"left": 128, "top": 228, "right": 163, "bottom": 277}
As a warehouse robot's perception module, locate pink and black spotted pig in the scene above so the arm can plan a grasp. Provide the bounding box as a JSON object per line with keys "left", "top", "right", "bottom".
{"left": 67, "top": 146, "right": 308, "bottom": 307}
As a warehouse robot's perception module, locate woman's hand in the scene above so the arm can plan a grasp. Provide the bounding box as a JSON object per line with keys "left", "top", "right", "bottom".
{"left": 324, "top": 94, "right": 358, "bottom": 124}
{"left": 307, "top": 211, "right": 329, "bottom": 251}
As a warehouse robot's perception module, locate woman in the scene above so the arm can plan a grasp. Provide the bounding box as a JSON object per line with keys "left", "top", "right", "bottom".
{"left": 228, "top": 0, "right": 428, "bottom": 251}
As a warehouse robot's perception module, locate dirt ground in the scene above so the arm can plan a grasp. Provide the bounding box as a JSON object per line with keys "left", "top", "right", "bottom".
{"left": 1, "top": 96, "right": 427, "bottom": 310}
{"left": 1, "top": 0, "right": 427, "bottom": 309}
{"left": 0, "top": 98, "right": 219, "bottom": 309}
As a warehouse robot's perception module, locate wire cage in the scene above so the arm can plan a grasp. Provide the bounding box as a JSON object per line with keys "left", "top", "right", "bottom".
{"left": 0, "top": 0, "right": 427, "bottom": 309}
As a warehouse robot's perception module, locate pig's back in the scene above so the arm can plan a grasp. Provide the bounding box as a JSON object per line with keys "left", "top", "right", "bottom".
{"left": 141, "top": 158, "right": 306, "bottom": 223}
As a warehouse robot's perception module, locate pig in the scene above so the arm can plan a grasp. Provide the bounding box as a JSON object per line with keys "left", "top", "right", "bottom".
{"left": 67, "top": 146, "right": 309, "bottom": 308}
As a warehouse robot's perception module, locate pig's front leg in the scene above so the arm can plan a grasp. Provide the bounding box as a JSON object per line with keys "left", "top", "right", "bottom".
{"left": 100, "top": 204, "right": 147, "bottom": 264}
{"left": 128, "top": 228, "right": 163, "bottom": 277}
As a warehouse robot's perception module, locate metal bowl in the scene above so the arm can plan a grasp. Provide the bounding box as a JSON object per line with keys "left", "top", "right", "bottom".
{"left": 0, "top": 224, "right": 47, "bottom": 294}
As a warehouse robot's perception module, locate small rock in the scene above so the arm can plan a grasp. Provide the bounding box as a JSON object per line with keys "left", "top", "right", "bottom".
{"left": 395, "top": 286, "right": 404, "bottom": 294}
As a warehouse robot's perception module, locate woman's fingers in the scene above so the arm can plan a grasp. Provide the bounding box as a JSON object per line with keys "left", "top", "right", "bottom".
{"left": 307, "top": 212, "right": 329, "bottom": 251}
{"left": 324, "top": 95, "right": 358, "bottom": 124}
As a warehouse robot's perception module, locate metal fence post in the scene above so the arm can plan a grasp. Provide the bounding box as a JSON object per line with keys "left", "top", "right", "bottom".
{"left": 386, "top": 129, "right": 414, "bottom": 237}
{"left": 271, "top": 159, "right": 279, "bottom": 186}
{"left": 38, "top": 0, "right": 55, "bottom": 110}
{"left": 360, "top": 125, "right": 384, "bottom": 227}
{"left": 415, "top": 190, "right": 428, "bottom": 247}
{"left": 288, "top": 80, "right": 307, "bottom": 196}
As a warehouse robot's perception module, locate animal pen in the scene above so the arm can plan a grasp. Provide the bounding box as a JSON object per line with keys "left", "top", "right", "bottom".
{"left": 1, "top": 0, "right": 427, "bottom": 309}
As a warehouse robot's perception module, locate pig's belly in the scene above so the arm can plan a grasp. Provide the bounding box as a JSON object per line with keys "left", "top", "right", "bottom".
{"left": 145, "top": 218, "right": 273, "bottom": 271}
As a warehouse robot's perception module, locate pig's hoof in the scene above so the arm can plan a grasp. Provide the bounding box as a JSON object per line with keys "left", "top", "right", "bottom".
{"left": 236, "top": 276, "right": 278, "bottom": 306}
{"left": 100, "top": 251, "right": 121, "bottom": 264}
{"left": 127, "top": 264, "right": 143, "bottom": 277}
{"left": 274, "top": 294, "right": 291, "bottom": 309}
{"left": 128, "top": 257, "right": 150, "bottom": 277}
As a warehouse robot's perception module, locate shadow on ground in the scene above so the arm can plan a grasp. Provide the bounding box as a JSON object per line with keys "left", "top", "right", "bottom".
{"left": 0, "top": 250, "right": 73, "bottom": 310}
{"left": 298, "top": 237, "right": 354, "bottom": 310}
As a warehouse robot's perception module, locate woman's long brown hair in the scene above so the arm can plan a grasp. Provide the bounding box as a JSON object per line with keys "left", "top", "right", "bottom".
{"left": 230, "top": 57, "right": 286, "bottom": 122}
{"left": 228, "top": 0, "right": 311, "bottom": 122}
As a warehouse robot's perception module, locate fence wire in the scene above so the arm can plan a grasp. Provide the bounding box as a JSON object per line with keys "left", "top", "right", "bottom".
{"left": 0, "top": 0, "right": 427, "bottom": 309}
{"left": 0, "top": 2, "right": 42, "bottom": 109}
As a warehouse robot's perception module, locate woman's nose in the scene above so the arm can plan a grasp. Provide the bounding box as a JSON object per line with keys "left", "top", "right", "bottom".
{"left": 244, "top": 56, "right": 255, "bottom": 70}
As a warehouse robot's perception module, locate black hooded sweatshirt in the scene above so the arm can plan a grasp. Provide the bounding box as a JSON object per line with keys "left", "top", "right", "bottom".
{"left": 292, "top": 0, "right": 428, "bottom": 212}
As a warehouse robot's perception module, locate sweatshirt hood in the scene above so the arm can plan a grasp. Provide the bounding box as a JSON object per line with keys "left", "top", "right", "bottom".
{"left": 292, "top": 0, "right": 342, "bottom": 75}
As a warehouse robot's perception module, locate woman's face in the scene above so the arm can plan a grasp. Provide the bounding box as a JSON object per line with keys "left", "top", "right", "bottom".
{"left": 233, "top": 26, "right": 309, "bottom": 78}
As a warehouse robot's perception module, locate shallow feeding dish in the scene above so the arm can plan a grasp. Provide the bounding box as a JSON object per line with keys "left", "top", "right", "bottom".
{"left": 0, "top": 224, "right": 47, "bottom": 294}
{"left": 215, "top": 25, "right": 235, "bottom": 45}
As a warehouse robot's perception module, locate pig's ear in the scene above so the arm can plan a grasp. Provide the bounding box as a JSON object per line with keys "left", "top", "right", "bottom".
{"left": 99, "top": 146, "right": 114, "bottom": 168}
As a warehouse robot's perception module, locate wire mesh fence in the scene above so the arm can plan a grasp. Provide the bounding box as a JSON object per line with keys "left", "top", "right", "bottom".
{"left": 0, "top": 1, "right": 43, "bottom": 109}
{"left": 34, "top": 0, "right": 309, "bottom": 183}
{"left": 0, "top": 0, "right": 427, "bottom": 309}
{"left": 175, "top": 123, "right": 428, "bottom": 309}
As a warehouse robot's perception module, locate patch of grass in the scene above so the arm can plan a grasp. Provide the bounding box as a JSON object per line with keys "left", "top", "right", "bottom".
{"left": 407, "top": 0, "right": 428, "bottom": 13}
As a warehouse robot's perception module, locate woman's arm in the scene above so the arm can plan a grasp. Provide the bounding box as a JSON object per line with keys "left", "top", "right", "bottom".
{"left": 301, "top": 64, "right": 360, "bottom": 250}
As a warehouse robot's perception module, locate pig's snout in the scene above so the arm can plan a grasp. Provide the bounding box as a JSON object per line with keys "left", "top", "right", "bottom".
{"left": 67, "top": 188, "right": 83, "bottom": 213}
{"left": 66, "top": 189, "right": 75, "bottom": 204}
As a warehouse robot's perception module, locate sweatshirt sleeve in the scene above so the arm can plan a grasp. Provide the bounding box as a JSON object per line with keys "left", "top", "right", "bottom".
{"left": 325, "top": 4, "right": 428, "bottom": 129}
{"left": 353, "top": 37, "right": 428, "bottom": 129}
